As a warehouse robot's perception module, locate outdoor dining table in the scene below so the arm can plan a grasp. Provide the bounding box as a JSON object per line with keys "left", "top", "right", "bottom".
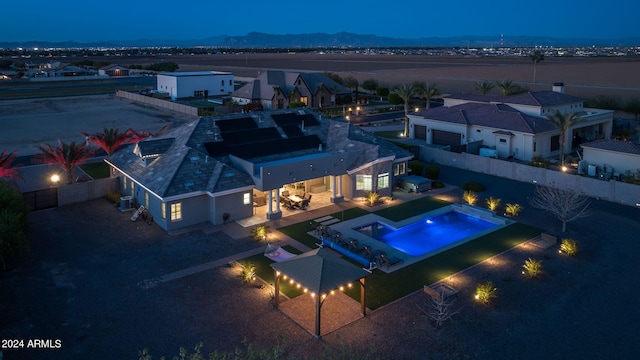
{"left": 288, "top": 195, "right": 304, "bottom": 205}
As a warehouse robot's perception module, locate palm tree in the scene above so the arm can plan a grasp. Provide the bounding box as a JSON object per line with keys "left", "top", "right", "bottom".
{"left": 392, "top": 83, "right": 418, "bottom": 137}
{"left": 545, "top": 110, "right": 583, "bottom": 166}
{"left": 497, "top": 80, "right": 518, "bottom": 95}
{"left": 413, "top": 81, "right": 440, "bottom": 109}
{"left": 0, "top": 150, "right": 22, "bottom": 182}
{"left": 126, "top": 125, "right": 169, "bottom": 143}
{"left": 81, "top": 128, "right": 133, "bottom": 155}
{"left": 34, "top": 140, "right": 94, "bottom": 184}
{"left": 474, "top": 80, "right": 496, "bottom": 95}
{"left": 530, "top": 50, "right": 544, "bottom": 83}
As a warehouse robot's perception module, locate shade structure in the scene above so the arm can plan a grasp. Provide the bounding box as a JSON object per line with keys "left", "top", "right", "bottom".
{"left": 271, "top": 247, "right": 371, "bottom": 338}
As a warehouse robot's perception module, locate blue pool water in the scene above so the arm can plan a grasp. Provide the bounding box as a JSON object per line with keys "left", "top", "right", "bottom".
{"left": 355, "top": 211, "right": 498, "bottom": 256}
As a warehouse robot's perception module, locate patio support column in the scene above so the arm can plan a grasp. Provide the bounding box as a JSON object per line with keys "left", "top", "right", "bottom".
{"left": 360, "top": 278, "right": 366, "bottom": 316}
{"left": 267, "top": 190, "right": 273, "bottom": 215}
{"left": 275, "top": 188, "right": 281, "bottom": 212}
{"left": 314, "top": 294, "right": 326, "bottom": 339}
{"left": 331, "top": 175, "right": 344, "bottom": 203}
{"left": 337, "top": 175, "right": 343, "bottom": 197}
{"left": 274, "top": 270, "right": 281, "bottom": 308}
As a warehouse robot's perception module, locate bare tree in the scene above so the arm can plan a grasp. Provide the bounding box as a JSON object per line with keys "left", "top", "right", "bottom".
{"left": 417, "top": 291, "right": 460, "bottom": 327}
{"left": 529, "top": 185, "right": 591, "bottom": 232}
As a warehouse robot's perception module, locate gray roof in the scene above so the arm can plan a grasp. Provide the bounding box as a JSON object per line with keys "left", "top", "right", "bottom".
{"left": 107, "top": 109, "right": 412, "bottom": 199}
{"left": 232, "top": 70, "right": 349, "bottom": 102}
{"left": 270, "top": 248, "right": 370, "bottom": 294}
{"left": 106, "top": 121, "right": 255, "bottom": 198}
{"left": 581, "top": 139, "right": 640, "bottom": 155}
{"left": 416, "top": 102, "right": 557, "bottom": 134}
{"left": 446, "top": 91, "right": 584, "bottom": 107}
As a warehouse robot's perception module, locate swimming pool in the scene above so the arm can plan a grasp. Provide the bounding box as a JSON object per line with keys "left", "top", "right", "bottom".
{"left": 355, "top": 210, "right": 499, "bottom": 256}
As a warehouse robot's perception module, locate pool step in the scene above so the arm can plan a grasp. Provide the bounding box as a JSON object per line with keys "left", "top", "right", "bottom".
{"left": 320, "top": 218, "right": 341, "bottom": 226}
{"left": 314, "top": 215, "right": 334, "bottom": 223}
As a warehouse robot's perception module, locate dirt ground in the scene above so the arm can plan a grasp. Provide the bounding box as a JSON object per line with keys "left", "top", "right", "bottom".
{"left": 101, "top": 53, "right": 640, "bottom": 100}
{"left": 0, "top": 94, "right": 196, "bottom": 157}
{"left": 1, "top": 166, "right": 639, "bottom": 360}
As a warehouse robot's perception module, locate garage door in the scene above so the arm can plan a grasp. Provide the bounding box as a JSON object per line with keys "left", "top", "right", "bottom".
{"left": 414, "top": 125, "right": 427, "bottom": 140}
{"left": 432, "top": 130, "right": 461, "bottom": 146}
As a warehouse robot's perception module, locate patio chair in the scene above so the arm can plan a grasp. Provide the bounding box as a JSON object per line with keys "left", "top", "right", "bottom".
{"left": 305, "top": 194, "right": 312, "bottom": 202}
{"left": 332, "top": 232, "right": 349, "bottom": 248}
{"left": 378, "top": 253, "right": 404, "bottom": 269}
{"left": 300, "top": 199, "right": 310, "bottom": 210}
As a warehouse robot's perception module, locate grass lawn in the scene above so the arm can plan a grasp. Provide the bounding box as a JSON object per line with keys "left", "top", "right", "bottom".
{"left": 241, "top": 196, "right": 541, "bottom": 310}
{"left": 80, "top": 162, "right": 110, "bottom": 179}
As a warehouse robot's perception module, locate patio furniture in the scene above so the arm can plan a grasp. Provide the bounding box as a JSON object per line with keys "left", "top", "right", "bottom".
{"left": 360, "top": 245, "right": 384, "bottom": 262}
{"left": 378, "top": 253, "right": 404, "bottom": 269}
{"left": 346, "top": 239, "right": 365, "bottom": 253}
{"left": 300, "top": 199, "right": 310, "bottom": 210}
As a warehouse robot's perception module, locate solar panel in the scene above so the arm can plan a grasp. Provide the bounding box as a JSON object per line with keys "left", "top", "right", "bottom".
{"left": 272, "top": 113, "right": 319, "bottom": 127}
{"left": 215, "top": 117, "right": 257, "bottom": 132}
{"left": 224, "top": 135, "right": 323, "bottom": 159}
{"left": 221, "top": 127, "right": 282, "bottom": 145}
{"left": 281, "top": 125, "right": 304, "bottom": 137}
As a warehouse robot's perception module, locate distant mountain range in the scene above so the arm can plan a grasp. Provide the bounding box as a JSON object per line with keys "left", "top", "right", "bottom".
{"left": 2, "top": 32, "right": 639, "bottom": 49}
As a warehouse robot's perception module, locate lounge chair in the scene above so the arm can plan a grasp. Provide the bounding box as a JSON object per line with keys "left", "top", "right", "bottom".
{"left": 264, "top": 243, "right": 297, "bottom": 262}
{"left": 361, "top": 246, "right": 384, "bottom": 262}
{"left": 332, "top": 232, "right": 349, "bottom": 248}
{"left": 346, "top": 239, "right": 365, "bottom": 253}
{"left": 378, "top": 253, "right": 404, "bottom": 269}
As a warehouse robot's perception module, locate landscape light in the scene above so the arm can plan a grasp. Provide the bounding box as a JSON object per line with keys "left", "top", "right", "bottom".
{"left": 50, "top": 174, "right": 60, "bottom": 183}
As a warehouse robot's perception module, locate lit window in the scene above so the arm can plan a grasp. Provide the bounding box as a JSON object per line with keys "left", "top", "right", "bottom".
{"left": 356, "top": 175, "right": 372, "bottom": 191}
{"left": 170, "top": 203, "right": 182, "bottom": 221}
{"left": 377, "top": 173, "right": 389, "bottom": 190}
{"left": 123, "top": 177, "right": 127, "bottom": 191}
{"left": 145, "top": 192, "right": 149, "bottom": 208}
{"left": 394, "top": 163, "right": 406, "bottom": 176}
{"left": 243, "top": 193, "right": 251, "bottom": 205}
{"left": 161, "top": 203, "right": 166, "bottom": 219}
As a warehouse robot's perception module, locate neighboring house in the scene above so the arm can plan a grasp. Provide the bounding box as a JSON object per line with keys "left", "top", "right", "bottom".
{"left": 156, "top": 71, "right": 234, "bottom": 101}
{"left": 26, "top": 64, "right": 97, "bottom": 78}
{"left": 98, "top": 64, "right": 130, "bottom": 77}
{"left": 407, "top": 85, "right": 614, "bottom": 161}
{"left": 232, "top": 70, "right": 351, "bottom": 110}
{"left": 105, "top": 109, "right": 412, "bottom": 231}
{"left": 580, "top": 139, "right": 640, "bottom": 179}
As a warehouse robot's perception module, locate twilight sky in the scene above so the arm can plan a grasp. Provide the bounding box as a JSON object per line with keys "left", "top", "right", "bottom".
{"left": 2, "top": 0, "right": 638, "bottom": 43}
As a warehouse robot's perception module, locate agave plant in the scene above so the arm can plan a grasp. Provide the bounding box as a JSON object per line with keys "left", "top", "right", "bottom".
{"left": 240, "top": 264, "right": 257, "bottom": 283}
{"left": 250, "top": 224, "right": 271, "bottom": 241}
{"left": 366, "top": 191, "right": 380, "bottom": 206}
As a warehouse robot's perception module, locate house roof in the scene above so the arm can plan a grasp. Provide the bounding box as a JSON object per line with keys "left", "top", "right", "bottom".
{"left": 99, "top": 64, "right": 129, "bottom": 71}
{"left": 108, "top": 109, "right": 412, "bottom": 200}
{"left": 581, "top": 139, "right": 640, "bottom": 155}
{"left": 446, "top": 91, "right": 583, "bottom": 107}
{"left": 232, "top": 70, "right": 349, "bottom": 102}
{"left": 415, "top": 102, "right": 557, "bottom": 134}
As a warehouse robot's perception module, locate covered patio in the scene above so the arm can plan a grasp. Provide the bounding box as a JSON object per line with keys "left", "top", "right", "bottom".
{"left": 271, "top": 248, "right": 371, "bottom": 338}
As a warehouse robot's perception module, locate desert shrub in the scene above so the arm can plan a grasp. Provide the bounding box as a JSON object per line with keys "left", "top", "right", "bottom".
{"left": 559, "top": 238, "right": 579, "bottom": 256}
{"left": 366, "top": 191, "right": 380, "bottom": 206}
{"left": 463, "top": 191, "right": 478, "bottom": 205}
{"left": 528, "top": 156, "right": 551, "bottom": 168}
{"left": 522, "top": 258, "right": 543, "bottom": 278}
{"left": 486, "top": 196, "right": 501, "bottom": 211}
{"left": 424, "top": 165, "right": 440, "bottom": 179}
{"left": 409, "top": 161, "right": 424, "bottom": 176}
{"left": 461, "top": 181, "right": 486, "bottom": 192}
{"left": 474, "top": 281, "right": 497, "bottom": 304}
{"left": 505, "top": 203, "right": 523, "bottom": 217}
{"left": 250, "top": 224, "right": 271, "bottom": 241}
{"left": 431, "top": 181, "right": 445, "bottom": 189}
{"left": 240, "top": 264, "right": 257, "bottom": 283}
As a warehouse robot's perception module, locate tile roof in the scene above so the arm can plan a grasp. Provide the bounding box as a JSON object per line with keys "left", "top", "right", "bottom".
{"left": 446, "top": 91, "right": 583, "bottom": 107}
{"left": 108, "top": 109, "right": 412, "bottom": 199}
{"left": 415, "top": 102, "right": 557, "bottom": 134}
{"left": 581, "top": 139, "right": 640, "bottom": 155}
